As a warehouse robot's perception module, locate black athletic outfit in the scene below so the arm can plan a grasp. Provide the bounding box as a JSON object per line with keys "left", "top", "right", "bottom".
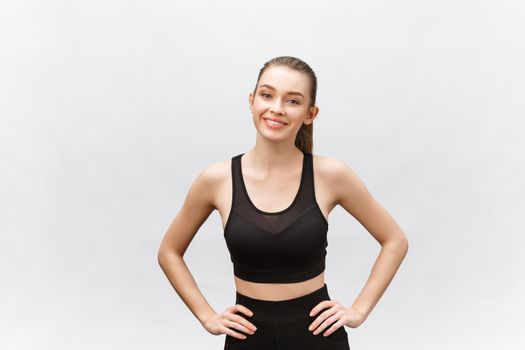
{"left": 223, "top": 151, "right": 350, "bottom": 350}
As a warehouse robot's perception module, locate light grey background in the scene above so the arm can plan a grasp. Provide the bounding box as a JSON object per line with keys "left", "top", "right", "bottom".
{"left": 1, "top": 0, "right": 524, "bottom": 349}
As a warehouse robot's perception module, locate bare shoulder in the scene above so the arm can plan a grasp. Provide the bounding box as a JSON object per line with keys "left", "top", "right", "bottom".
{"left": 312, "top": 154, "right": 371, "bottom": 206}
{"left": 158, "top": 157, "right": 231, "bottom": 256}
{"left": 191, "top": 157, "right": 231, "bottom": 209}
{"left": 198, "top": 158, "right": 229, "bottom": 183}
{"left": 312, "top": 153, "right": 408, "bottom": 247}
{"left": 312, "top": 154, "right": 350, "bottom": 180}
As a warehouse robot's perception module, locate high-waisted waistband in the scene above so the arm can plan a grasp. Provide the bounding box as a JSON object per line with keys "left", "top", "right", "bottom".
{"left": 235, "top": 283, "right": 331, "bottom": 327}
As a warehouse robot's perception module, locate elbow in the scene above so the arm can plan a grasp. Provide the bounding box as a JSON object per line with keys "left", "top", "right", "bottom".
{"left": 157, "top": 245, "right": 172, "bottom": 266}
{"left": 384, "top": 235, "right": 409, "bottom": 255}
{"left": 381, "top": 230, "right": 409, "bottom": 249}
{"left": 157, "top": 249, "right": 166, "bottom": 267}
{"left": 157, "top": 245, "right": 182, "bottom": 266}
{"left": 396, "top": 229, "right": 409, "bottom": 251}
{"left": 398, "top": 232, "right": 409, "bottom": 247}
{"left": 157, "top": 249, "right": 164, "bottom": 264}
{"left": 399, "top": 236, "right": 409, "bottom": 256}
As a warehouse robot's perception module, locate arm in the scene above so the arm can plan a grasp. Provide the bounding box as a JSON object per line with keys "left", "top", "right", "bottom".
{"left": 331, "top": 159, "right": 409, "bottom": 322}
{"left": 157, "top": 163, "right": 220, "bottom": 327}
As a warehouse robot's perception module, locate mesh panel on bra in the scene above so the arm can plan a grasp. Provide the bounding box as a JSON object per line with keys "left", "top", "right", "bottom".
{"left": 230, "top": 151, "right": 317, "bottom": 235}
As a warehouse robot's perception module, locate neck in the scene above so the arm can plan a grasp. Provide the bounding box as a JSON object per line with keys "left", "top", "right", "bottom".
{"left": 245, "top": 141, "right": 304, "bottom": 174}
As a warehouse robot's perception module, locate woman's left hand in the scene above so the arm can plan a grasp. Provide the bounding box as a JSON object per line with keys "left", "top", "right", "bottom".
{"left": 308, "top": 300, "right": 366, "bottom": 336}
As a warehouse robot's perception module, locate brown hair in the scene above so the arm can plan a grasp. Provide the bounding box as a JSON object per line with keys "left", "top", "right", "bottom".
{"left": 252, "top": 56, "right": 318, "bottom": 154}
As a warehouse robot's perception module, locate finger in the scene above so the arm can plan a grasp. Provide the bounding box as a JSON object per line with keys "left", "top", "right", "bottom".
{"left": 310, "top": 308, "right": 337, "bottom": 334}
{"left": 223, "top": 325, "right": 248, "bottom": 340}
{"left": 225, "top": 318, "right": 256, "bottom": 335}
{"left": 321, "top": 319, "right": 345, "bottom": 337}
{"left": 233, "top": 304, "right": 254, "bottom": 318}
{"left": 230, "top": 305, "right": 257, "bottom": 330}
{"left": 229, "top": 314, "right": 257, "bottom": 332}
{"left": 313, "top": 313, "right": 339, "bottom": 336}
{"left": 309, "top": 300, "right": 335, "bottom": 316}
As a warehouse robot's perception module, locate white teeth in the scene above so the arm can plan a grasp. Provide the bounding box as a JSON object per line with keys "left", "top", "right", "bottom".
{"left": 266, "top": 118, "right": 285, "bottom": 125}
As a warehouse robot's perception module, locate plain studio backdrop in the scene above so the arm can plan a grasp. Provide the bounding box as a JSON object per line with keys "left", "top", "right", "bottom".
{"left": 1, "top": 0, "right": 523, "bottom": 349}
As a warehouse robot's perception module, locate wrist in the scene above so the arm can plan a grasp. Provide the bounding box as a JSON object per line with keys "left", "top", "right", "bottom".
{"left": 350, "top": 305, "right": 367, "bottom": 320}
{"left": 198, "top": 311, "right": 217, "bottom": 326}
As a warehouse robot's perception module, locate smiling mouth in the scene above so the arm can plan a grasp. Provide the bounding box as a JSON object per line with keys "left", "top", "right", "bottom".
{"left": 263, "top": 117, "right": 288, "bottom": 125}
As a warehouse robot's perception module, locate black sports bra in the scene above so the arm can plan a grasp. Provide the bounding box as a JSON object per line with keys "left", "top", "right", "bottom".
{"left": 223, "top": 151, "right": 329, "bottom": 283}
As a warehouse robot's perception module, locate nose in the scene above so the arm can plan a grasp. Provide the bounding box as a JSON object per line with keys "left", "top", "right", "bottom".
{"left": 270, "top": 98, "right": 285, "bottom": 115}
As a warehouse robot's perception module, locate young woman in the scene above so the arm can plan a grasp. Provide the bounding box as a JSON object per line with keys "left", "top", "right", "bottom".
{"left": 158, "top": 56, "right": 409, "bottom": 349}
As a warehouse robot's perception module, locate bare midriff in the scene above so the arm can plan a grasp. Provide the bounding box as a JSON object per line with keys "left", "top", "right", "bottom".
{"left": 234, "top": 271, "right": 325, "bottom": 301}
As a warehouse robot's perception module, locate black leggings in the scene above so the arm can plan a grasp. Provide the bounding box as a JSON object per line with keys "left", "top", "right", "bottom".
{"left": 224, "top": 283, "right": 350, "bottom": 350}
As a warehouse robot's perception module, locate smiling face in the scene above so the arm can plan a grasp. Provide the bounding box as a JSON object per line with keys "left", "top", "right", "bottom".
{"left": 249, "top": 65, "right": 319, "bottom": 144}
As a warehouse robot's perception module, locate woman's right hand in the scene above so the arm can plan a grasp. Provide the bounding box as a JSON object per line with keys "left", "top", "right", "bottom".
{"left": 202, "top": 304, "right": 258, "bottom": 339}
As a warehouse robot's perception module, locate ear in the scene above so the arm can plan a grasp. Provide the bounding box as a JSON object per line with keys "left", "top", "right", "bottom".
{"left": 248, "top": 92, "right": 254, "bottom": 113}
{"left": 304, "top": 105, "right": 320, "bottom": 125}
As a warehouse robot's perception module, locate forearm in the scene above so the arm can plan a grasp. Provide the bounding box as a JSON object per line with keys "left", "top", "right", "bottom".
{"left": 351, "top": 238, "right": 408, "bottom": 320}
{"left": 157, "top": 251, "right": 217, "bottom": 326}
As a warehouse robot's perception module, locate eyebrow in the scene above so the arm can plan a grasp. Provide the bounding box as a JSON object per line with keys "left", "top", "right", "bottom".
{"left": 258, "top": 84, "right": 305, "bottom": 98}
